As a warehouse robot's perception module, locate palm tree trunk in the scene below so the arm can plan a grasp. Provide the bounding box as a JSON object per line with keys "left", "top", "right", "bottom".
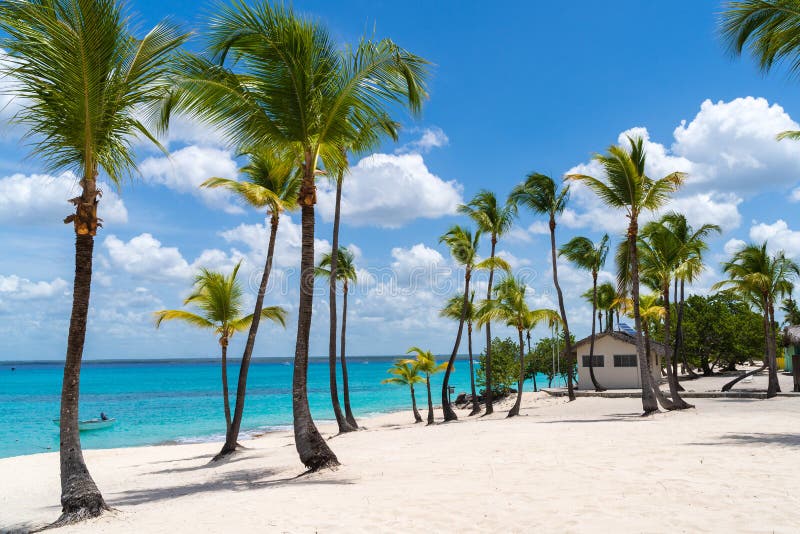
{"left": 468, "top": 320, "right": 480, "bottom": 416}
{"left": 426, "top": 375, "right": 434, "bottom": 425}
{"left": 327, "top": 174, "right": 355, "bottom": 433}
{"left": 442, "top": 269, "right": 471, "bottom": 421}
{"left": 508, "top": 328, "right": 526, "bottom": 417}
{"left": 628, "top": 219, "right": 659, "bottom": 415}
{"left": 588, "top": 271, "right": 605, "bottom": 391}
{"left": 57, "top": 225, "right": 108, "bottom": 525}
{"left": 672, "top": 278, "right": 680, "bottom": 378}
{"left": 724, "top": 310, "right": 770, "bottom": 391}
{"left": 767, "top": 300, "right": 780, "bottom": 398}
{"left": 549, "top": 217, "right": 575, "bottom": 401}
{"left": 341, "top": 282, "right": 357, "bottom": 428}
{"left": 410, "top": 384, "right": 422, "bottom": 423}
{"left": 677, "top": 279, "right": 698, "bottom": 378}
{"left": 220, "top": 339, "right": 232, "bottom": 434}
{"left": 293, "top": 170, "right": 339, "bottom": 470}
{"left": 662, "top": 284, "right": 692, "bottom": 409}
{"left": 484, "top": 236, "right": 497, "bottom": 415}
{"left": 218, "top": 214, "right": 280, "bottom": 458}
{"left": 598, "top": 310, "right": 603, "bottom": 333}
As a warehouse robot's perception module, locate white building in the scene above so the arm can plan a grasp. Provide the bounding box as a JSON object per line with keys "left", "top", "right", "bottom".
{"left": 573, "top": 331, "right": 666, "bottom": 390}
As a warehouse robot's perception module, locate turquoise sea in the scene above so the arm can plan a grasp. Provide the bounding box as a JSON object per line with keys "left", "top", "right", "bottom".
{"left": 0, "top": 357, "right": 565, "bottom": 459}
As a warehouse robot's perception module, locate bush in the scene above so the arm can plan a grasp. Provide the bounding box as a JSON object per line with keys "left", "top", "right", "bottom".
{"left": 476, "top": 337, "right": 520, "bottom": 396}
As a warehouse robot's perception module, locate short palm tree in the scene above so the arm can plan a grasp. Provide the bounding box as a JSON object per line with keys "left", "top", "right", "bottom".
{"left": 0, "top": 0, "right": 187, "bottom": 523}
{"left": 509, "top": 173, "right": 577, "bottom": 400}
{"left": 476, "top": 276, "right": 561, "bottom": 417}
{"left": 201, "top": 148, "right": 300, "bottom": 455}
{"left": 316, "top": 246, "right": 360, "bottom": 429}
{"left": 440, "top": 292, "right": 481, "bottom": 415}
{"left": 155, "top": 262, "right": 287, "bottom": 433}
{"left": 715, "top": 242, "right": 798, "bottom": 397}
{"left": 782, "top": 297, "right": 800, "bottom": 325}
{"left": 560, "top": 234, "right": 609, "bottom": 391}
{"left": 404, "top": 347, "right": 448, "bottom": 424}
{"left": 457, "top": 190, "right": 515, "bottom": 415}
{"left": 567, "top": 136, "right": 685, "bottom": 415}
{"left": 382, "top": 360, "right": 424, "bottom": 423}
{"left": 167, "top": 1, "right": 428, "bottom": 470}
{"left": 593, "top": 282, "right": 618, "bottom": 332}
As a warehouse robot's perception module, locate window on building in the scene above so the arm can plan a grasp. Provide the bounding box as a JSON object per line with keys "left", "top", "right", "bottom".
{"left": 614, "top": 354, "right": 637, "bottom": 367}
{"left": 581, "top": 355, "right": 604, "bottom": 367}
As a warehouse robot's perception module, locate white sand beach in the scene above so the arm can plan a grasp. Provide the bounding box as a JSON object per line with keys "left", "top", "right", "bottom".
{"left": 3, "top": 375, "right": 800, "bottom": 533}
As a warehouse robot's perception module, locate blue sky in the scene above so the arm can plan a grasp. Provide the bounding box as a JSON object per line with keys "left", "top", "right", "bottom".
{"left": 2, "top": 0, "right": 800, "bottom": 360}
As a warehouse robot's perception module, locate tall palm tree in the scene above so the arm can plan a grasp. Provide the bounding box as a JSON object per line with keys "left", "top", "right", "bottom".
{"left": 316, "top": 246, "right": 360, "bottom": 429}
{"left": 167, "top": 1, "right": 428, "bottom": 470}
{"left": 715, "top": 242, "right": 798, "bottom": 397}
{"left": 0, "top": 0, "right": 187, "bottom": 523}
{"left": 476, "top": 276, "right": 561, "bottom": 417}
{"left": 404, "top": 347, "right": 448, "bottom": 424}
{"left": 457, "top": 190, "right": 515, "bottom": 415}
{"left": 155, "top": 262, "right": 287, "bottom": 433}
{"left": 567, "top": 136, "right": 685, "bottom": 415}
{"left": 559, "top": 234, "right": 609, "bottom": 391}
{"left": 440, "top": 292, "right": 481, "bottom": 415}
{"left": 382, "top": 360, "right": 424, "bottom": 423}
{"left": 201, "top": 148, "right": 300, "bottom": 456}
{"left": 509, "top": 173, "right": 577, "bottom": 400}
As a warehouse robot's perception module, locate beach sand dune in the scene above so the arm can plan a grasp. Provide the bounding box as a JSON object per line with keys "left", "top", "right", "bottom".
{"left": 2, "top": 391, "right": 800, "bottom": 533}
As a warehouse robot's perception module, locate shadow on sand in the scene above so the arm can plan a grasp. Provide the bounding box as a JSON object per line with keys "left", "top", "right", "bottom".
{"left": 690, "top": 432, "right": 800, "bottom": 449}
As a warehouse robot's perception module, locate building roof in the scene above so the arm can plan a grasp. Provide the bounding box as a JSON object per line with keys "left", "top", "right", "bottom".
{"left": 784, "top": 325, "right": 800, "bottom": 345}
{"left": 569, "top": 330, "right": 669, "bottom": 357}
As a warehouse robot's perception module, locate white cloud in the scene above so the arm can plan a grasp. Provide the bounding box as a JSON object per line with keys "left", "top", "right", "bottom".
{"left": 0, "top": 171, "right": 128, "bottom": 226}
{"left": 496, "top": 249, "right": 531, "bottom": 269}
{"left": 749, "top": 219, "right": 800, "bottom": 258}
{"left": 792, "top": 187, "right": 800, "bottom": 202}
{"left": 0, "top": 274, "right": 68, "bottom": 300}
{"left": 104, "top": 233, "right": 193, "bottom": 282}
{"left": 139, "top": 145, "right": 242, "bottom": 214}
{"left": 397, "top": 127, "right": 449, "bottom": 153}
{"left": 317, "top": 153, "right": 463, "bottom": 228}
{"left": 724, "top": 238, "right": 746, "bottom": 255}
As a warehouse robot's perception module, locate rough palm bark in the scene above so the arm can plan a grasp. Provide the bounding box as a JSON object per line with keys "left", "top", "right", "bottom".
{"left": 676, "top": 280, "right": 699, "bottom": 378}
{"left": 724, "top": 313, "right": 769, "bottom": 392}
{"left": 220, "top": 339, "right": 232, "bottom": 434}
{"left": 425, "top": 375, "right": 434, "bottom": 425}
{"left": 484, "top": 238, "right": 497, "bottom": 415}
{"left": 467, "top": 319, "right": 480, "bottom": 416}
{"left": 549, "top": 216, "right": 575, "bottom": 401}
{"left": 507, "top": 328, "right": 526, "bottom": 417}
{"left": 410, "top": 384, "right": 423, "bottom": 423}
{"left": 218, "top": 214, "right": 280, "bottom": 458}
{"left": 341, "top": 279, "right": 358, "bottom": 428}
{"left": 767, "top": 300, "right": 781, "bottom": 397}
{"left": 442, "top": 268, "right": 471, "bottom": 421}
{"left": 587, "top": 271, "right": 605, "bottom": 391}
{"left": 293, "top": 173, "right": 339, "bottom": 470}
{"left": 327, "top": 175, "right": 355, "bottom": 433}
{"left": 661, "top": 284, "right": 692, "bottom": 409}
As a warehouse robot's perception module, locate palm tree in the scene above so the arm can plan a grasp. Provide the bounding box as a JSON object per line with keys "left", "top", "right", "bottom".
{"left": 382, "top": 360, "right": 424, "bottom": 423}
{"left": 167, "top": 1, "right": 428, "bottom": 470}
{"left": 316, "top": 246, "right": 360, "bottom": 429}
{"left": 0, "top": 0, "right": 187, "bottom": 523}
{"left": 782, "top": 297, "right": 800, "bottom": 325}
{"left": 201, "top": 148, "right": 300, "bottom": 455}
{"left": 715, "top": 242, "right": 799, "bottom": 397}
{"left": 559, "top": 234, "right": 609, "bottom": 391}
{"left": 155, "top": 262, "right": 287, "bottom": 433}
{"left": 721, "top": 0, "right": 800, "bottom": 140}
{"left": 440, "top": 292, "right": 481, "bottom": 415}
{"left": 592, "top": 282, "right": 618, "bottom": 332}
{"left": 509, "top": 173, "right": 577, "bottom": 400}
{"left": 567, "top": 136, "right": 685, "bottom": 415}
{"left": 457, "top": 190, "right": 515, "bottom": 415}
{"left": 476, "top": 276, "right": 561, "bottom": 417}
{"left": 404, "top": 347, "right": 448, "bottom": 424}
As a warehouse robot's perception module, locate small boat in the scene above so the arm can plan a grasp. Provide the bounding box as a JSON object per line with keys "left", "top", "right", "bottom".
{"left": 52, "top": 418, "right": 116, "bottom": 431}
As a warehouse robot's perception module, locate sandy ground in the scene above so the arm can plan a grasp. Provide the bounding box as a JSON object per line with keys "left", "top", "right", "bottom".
{"left": 2, "top": 377, "right": 800, "bottom": 533}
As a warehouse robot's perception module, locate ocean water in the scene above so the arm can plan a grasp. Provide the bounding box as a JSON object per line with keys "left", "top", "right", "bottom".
{"left": 0, "top": 357, "right": 565, "bottom": 458}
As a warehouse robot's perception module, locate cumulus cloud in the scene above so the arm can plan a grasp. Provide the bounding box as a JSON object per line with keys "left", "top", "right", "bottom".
{"left": 724, "top": 238, "right": 746, "bottom": 255}
{"left": 139, "top": 145, "right": 242, "bottom": 214}
{"left": 749, "top": 219, "right": 800, "bottom": 258}
{"left": 792, "top": 187, "right": 800, "bottom": 202}
{"left": 0, "top": 274, "right": 68, "bottom": 300}
{"left": 0, "top": 171, "right": 128, "bottom": 225}
{"left": 104, "top": 233, "right": 193, "bottom": 282}
{"left": 317, "top": 153, "right": 463, "bottom": 228}
{"left": 397, "top": 127, "right": 449, "bottom": 153}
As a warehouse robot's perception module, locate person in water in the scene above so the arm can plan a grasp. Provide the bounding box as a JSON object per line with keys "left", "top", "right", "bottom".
{"left": 100, "top": 412, "right": 108, "bottom": 421}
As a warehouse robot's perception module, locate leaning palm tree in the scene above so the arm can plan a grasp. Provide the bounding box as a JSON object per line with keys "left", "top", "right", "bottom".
{"left": 201, "top": 148, "right": 300, "bottom": 456}
{"left": 567, "top": 136, "right": 685, "bottom": 415}
{"left": 316, "top": 246, "right": 360, "bottom": 429}
{"left": 404, "top": 347, "right": 448, "bottom": 424}
{"left": 457, "top": 190, "right": 515, "bottom": 415}
{"left": 0, "top": 0, "right": 187, "bottom": 523}
{"left": 155, "top": 262, "right": 287, "bottom": 433}
{"left": 476, "top": 276, "right": 561, "bottom": 417}
{"left": 167, "top": 1, "right": 428, "bottom": 470}
{"left": 509, "top": 173, "right": 577, "bottom": 400}
{"left": 559, "top": 234, "right": 609, "bottom": 391}
{"left": 440, "top": 292, "right": 481, "bottom": 415}
{"left": 721, "top": 0, "right": 800, "bottom": 140}
{"left": 382, "top": 360, "right": 424, "bottom": 423}
{"left": 715, "top": 242, "right": 798, "bottom": 397}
